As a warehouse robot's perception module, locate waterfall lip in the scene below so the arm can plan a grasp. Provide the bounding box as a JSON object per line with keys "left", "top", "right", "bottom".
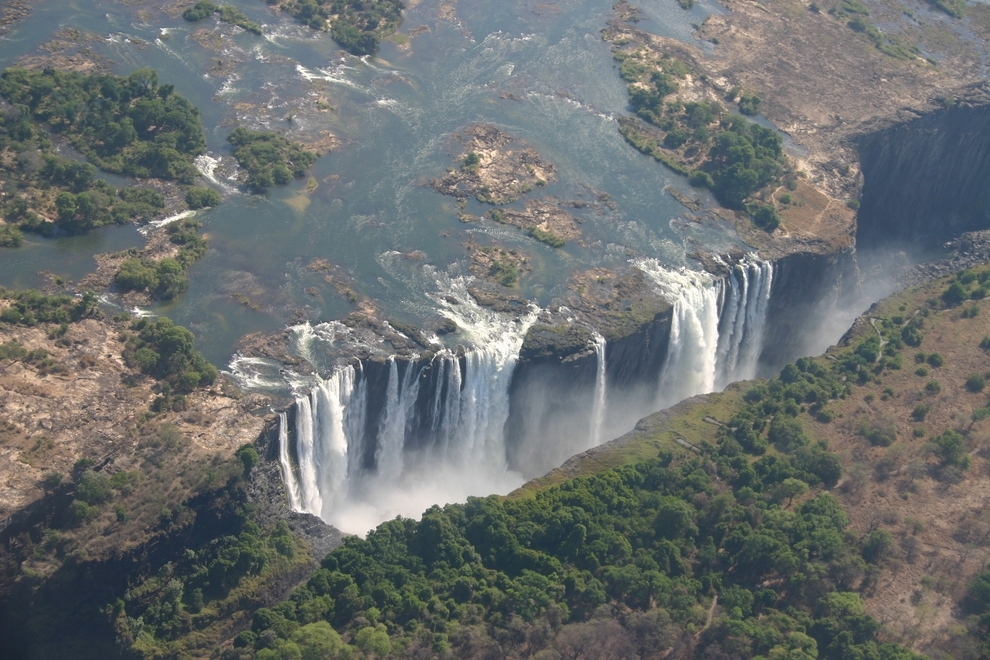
{"left": 636, "top": 254, "right": 774, "bottom": 407}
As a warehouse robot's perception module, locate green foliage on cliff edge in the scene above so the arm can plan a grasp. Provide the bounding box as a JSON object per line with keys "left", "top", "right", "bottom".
{"left": 274, "top": 0, "right": 405, "bottom": 55}
{"left": 0, "top": 437, "right": 310, "bottom": 660}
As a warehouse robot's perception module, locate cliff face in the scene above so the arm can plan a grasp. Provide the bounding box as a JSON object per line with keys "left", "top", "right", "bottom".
{"left": 758, "top": 249, "right": 859, "bottom": 375}
{"left": 857, "top": 97, "right": 990, "bottom": 253}
{"left": 504, "top": 309, "right": 673, "bottom": 475}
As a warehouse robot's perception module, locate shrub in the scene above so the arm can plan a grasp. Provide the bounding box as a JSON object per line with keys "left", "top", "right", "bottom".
{"left": 926, "top": 353, "right": 944, "bottom": 367}
{"left": 182, "top": 0, "right": 217, "bottom": 21}
{"left": 942, "top": 282, "right": 967, "bottom": 306}
{"left": 528, "top": 227, "right": 565, "bottom": 248}
{"left": 966, "top": 373, "right": 986, "bottom": 393}
{"left": 858, "top": 418, "right": 896, "bottom": 447}
{"left": 925, "top": 380, "right": 941, "bottom": 394}
{"left": 123, "top": 317, "right": 218, "bottom": 390}
{"left": 185, "top": 186, "right": 221, "bottom": 209}
{"left": 237, "top": 444, "right": 260, "bottom": 477}
{"left": 750, "top": 203, "right": 780, "bottom": 232}
{"left": 932, "top": 429, "right": 970, "bottom": 469}
{"left": 689, "top": 170, "right": 713, "bottom": 188}
{"left": 911, "top": 404, "right": 930, "bottom": 422}
{"left": 768, "top": 416, "right": 808, "bottom": 452}
{"left": 738, "top": 93, "right": 761, "bottom": 115}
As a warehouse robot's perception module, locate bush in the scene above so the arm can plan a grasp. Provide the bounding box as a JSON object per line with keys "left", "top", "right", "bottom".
{"left": 858, "top": 419, "right": 896, "bottom": 447}
{"left": 750, "top": 203, "right": 780, "bottom": 232}
{"left": 768, "top": 416, "right": 808, "bottom": 451}
{"left": 689, "top": 170, "right": 713, "bottom": 188}
{"left": 185, "top": 187, "right": 221, "bottom": 209}
{"left": 237, "top": 444, "right": 260, "bottom": 477}
{"left": 737, "top": 93, "right": 761, "bottom": 116}
{"left": 182, "top": 1, "right": 217, "bottom": 21}
{"left": 123, "top": 317, "right": 218, "bottom": 391}
{"left": 932, "top": 429, "right": 970, "bottom": 469}
{"left": 926, "top": 353, "right": 944, "bottom": 367}
{"left": 911, "top": 404, "right": 930, "bottom": 422}
{"left": 528, "top": 227, "right": 565, "bottom": 248}
{"left": 228, "top": 128, "right": 317, "bottom": 193}
{"left": 942, "top": 282, "right": 967, "bottom": 306}
{"left": 966, "top": 373, "right": 986, "bottom": 393}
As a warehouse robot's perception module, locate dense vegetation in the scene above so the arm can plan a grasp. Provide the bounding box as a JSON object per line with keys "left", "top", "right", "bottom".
{"left": 122, "top": 315, "right": 219, "bottom": 395}
{"left": 0, "top": 67, "right": 213, "bottom": 242}
{"left": 183, "top": 1, "right": 263, "bottom": 35}
{"left": 272, "top": 0, "right": 405, "bottom": 55}
{"left": 115, "top": 217, "right": 208, "bottom": 300}
{"left": 612, "top": 50, "right": 786, "bottom": 229}
{"left": 0, "top": 84, "right": 163, "bottom": 236}
{"left": 0, "top": 68, "right": 206, "bottom": 182}
{"left": 0, "top": 287, "right": 97, "bottom": 328}
{"left": 1, "top": 435, "right": 309, "bottom": 660}
{"left": 228, "top": 128, "right": 317, "bottom": 193}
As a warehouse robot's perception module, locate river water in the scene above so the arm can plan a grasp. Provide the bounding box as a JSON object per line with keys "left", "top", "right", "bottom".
{"left": 0, "top": 0, "right": 741, "bottom": 363}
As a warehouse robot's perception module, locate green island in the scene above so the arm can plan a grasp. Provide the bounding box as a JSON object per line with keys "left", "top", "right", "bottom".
{"left": 0, "top": 68, "right": 206, "bottom": 183}
{"left": 114, "top": 217, "right": 208, "bottom": 301}
{"left": 612, "top": 49, "right": 788, "bottom": 230}
{"left": 228, "top": 128, "right": 318, "bottom": 193}
{"left": 183, "top": 1, "right": 264, "bottom": 35}
{"left": 270, "top": 0, "right": 405, "bottom": 56}
{"left": 0, "top": 67, "right": 209, "bottom": 242}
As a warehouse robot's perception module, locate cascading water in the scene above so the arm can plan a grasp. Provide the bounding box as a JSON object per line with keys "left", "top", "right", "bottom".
{"left": 638, "top": 257, "right": 774, "bottom": 407}
{"left": 589, "top": 331, "right": 607, "bottom": 449}
{"left": 276, "top": 412, "right": 302, "bottom": 511}
{"left": 277, "top": 276, "right": 537, "bottom": 533}
{"left": 715, "top": 259, "right": 774, "bottom": 388}
{"left": 272, "top": 262, "right": 773, "bottom": 534}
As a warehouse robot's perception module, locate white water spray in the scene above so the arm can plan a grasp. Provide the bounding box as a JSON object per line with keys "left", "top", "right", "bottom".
{"left": 277, "top": 276, "right": 536, "bottom": 533}
{"left": 590, "top": 332, "right": 607, "bottom": 449}
{"left": 715, "top": 259, "right": 774, "bottom": 388}
{"left": 638, "top": 257, "right": 774, "bottom": 407}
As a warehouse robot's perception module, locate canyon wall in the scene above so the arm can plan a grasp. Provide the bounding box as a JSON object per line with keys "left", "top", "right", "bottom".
{"left": 857, "top": 95, "right": 990, "bottom": 253}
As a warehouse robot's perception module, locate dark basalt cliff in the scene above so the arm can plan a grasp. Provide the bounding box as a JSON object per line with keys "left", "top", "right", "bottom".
{"left": 757, "top": 249, "right": 859, "bottom": 375}
{"left": 856, "top": 88, "right": 990, "bottom": 253}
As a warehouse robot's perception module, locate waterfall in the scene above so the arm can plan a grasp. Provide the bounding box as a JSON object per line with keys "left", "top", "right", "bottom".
{"left": 715, "top": 259, "right": 774, "bottom": 388}
{"left": 274, "top": 263, "right": 772, "bottom": 533}
{"left": 280, "top": 276, "right": 537, "bottom": 532}
{"left": 638, "top": 257, "right": 774, "bottom": 406}
{"left": 590, "top": 332, "right": 607, "bottom": 449}
{"left": 292, "top": 365, "right": 361, "bottom": 522}
{"left": 276, "top": 412, "right": 302, "bottom": 511}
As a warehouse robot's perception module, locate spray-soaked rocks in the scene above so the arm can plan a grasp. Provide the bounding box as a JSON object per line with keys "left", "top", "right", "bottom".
{"left": 430, "top": 124, "right": 557, "bottom": 205}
